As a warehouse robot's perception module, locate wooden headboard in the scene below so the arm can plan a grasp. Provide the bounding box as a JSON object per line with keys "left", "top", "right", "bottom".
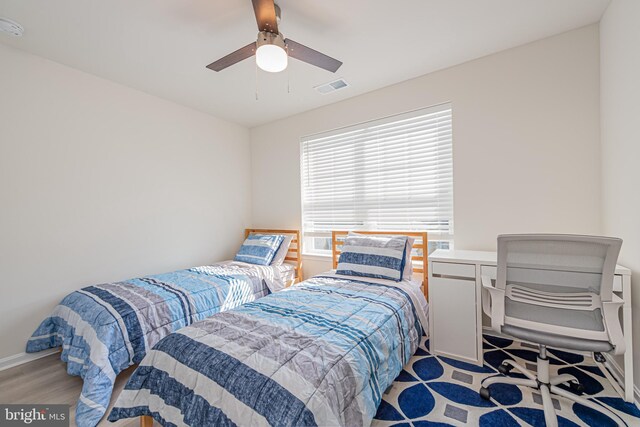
{"left": 244, "top": 229, "right": 302, "bottom": 284}
{"left": 331, "top": 230, "right": 429, "bottom": 300}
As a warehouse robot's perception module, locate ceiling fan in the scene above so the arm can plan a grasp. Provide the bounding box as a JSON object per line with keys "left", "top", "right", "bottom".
{"left": 206, "top": 0, "right": 342, "bottom": 74}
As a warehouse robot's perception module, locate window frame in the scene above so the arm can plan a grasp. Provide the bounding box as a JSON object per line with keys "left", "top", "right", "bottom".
{"left": 299, "top": 103, "right": 454, "bottom": 257}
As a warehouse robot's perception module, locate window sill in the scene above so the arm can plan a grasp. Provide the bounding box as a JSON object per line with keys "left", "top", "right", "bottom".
{"left": 302, "top": 253, "right": 333, "bottom": 261}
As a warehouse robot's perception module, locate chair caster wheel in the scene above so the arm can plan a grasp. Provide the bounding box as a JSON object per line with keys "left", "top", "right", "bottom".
{"left": 479, "top": 387, "right": 491, "bottom": 400}
{"left": 569, "top": 381, "right": 585, "bottom": 395}
{"left": 498, "top": 362, "right": 513, "bottom": 375}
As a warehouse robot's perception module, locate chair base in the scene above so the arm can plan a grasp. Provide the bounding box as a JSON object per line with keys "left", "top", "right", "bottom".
{"left": 480, "top": 345, "right": 624, "bottom": 427}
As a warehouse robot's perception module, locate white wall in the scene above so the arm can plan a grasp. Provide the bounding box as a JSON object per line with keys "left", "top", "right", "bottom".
{"left": 250, "top": 25, "right": 602, "bottom": 278}
{"left": 0, "top": 43, "right": 251, "bottom": 359}
{"left": 600, "top": 0, "right": 640, "bottom": 395}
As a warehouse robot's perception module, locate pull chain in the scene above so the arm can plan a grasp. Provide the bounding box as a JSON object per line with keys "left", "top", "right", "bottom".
{"left": 286, "top": 49, "right": 291, "bottom": 94}
{"left": 255, "top": 60, "right": 259, "bottom": 101}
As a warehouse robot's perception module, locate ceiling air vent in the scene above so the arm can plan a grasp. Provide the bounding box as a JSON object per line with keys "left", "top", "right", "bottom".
{"left": 314, "top": 79, "right": 349, "bottom": 95}
{"left": 0, "top": 18, "right": 24, "bottom": 37}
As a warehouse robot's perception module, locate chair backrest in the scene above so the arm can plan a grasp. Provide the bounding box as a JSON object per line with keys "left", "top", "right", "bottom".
{"left": 497, "top": 234, "right": 622, "bottom": 301}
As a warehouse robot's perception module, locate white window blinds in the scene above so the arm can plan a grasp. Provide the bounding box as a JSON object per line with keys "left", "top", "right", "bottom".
{"left": 300, "top": 103, "right": 453, "bottom": 254}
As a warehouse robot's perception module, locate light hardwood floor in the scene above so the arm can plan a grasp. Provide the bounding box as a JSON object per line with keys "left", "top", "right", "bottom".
{"left": 0, "top": 353, "right": 154, "bottom": 426}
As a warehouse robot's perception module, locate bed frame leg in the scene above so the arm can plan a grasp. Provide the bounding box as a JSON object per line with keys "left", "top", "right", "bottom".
{"left": 140, "top": 415, "right": 153, "bottom": 427}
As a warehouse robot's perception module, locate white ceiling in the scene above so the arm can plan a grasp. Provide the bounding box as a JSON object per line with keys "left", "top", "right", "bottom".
{"left": 0, "top": 0, "right": 610, "bottom": 127}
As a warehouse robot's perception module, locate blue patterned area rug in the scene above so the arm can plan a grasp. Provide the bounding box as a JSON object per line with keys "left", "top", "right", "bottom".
{"left": 373, "top": 334, "right": 640, "bottom": 426}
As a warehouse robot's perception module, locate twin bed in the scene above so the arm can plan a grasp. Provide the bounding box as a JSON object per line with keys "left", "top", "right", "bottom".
{"left": 28, "top": 229, "right": 429, "bottom": 427}
{"left": 27, "top": 229, "right": 301, "bottom": 427}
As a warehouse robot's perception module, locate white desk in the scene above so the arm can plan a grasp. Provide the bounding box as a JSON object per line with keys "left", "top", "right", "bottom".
{"left": 428, "top": 249, "right": 634, "bottom": 403}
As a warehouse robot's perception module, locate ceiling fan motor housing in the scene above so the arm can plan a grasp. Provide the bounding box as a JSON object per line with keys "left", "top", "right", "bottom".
{"left": 257, "top": 30, "right": 286, "bottom": 50}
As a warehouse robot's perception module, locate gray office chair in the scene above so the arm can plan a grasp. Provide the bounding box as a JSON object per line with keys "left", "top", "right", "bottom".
{"left": 480, "top": 234, "right": 625, "bottom": 427}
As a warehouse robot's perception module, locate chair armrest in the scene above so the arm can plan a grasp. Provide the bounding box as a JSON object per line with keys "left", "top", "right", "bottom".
{"left": 602, "top": 298, "right": 625, "bottom": 356}
{"left": 481, "top": 275, "right": 505, "bottom": 333}
{"left": 481, "top": 276, "right": 492, "bottom": 316}
{"left": 481, "top": 275, "right": 493, "bottom": 289}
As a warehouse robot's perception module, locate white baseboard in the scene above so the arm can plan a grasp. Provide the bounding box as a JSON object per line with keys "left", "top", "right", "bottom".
{"left": 0, "top": 349, "right": 60, "bottom": 372}
{"left": 603, "top": 353, "right": 640, "bottom": 406}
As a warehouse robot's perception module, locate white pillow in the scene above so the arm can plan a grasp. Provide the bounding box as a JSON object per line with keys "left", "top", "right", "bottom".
{"left": 403, "top": 237, "right": 415, "bottom": 280}
{"left": 270, "top": 234, "right": 294, "bottom": 266}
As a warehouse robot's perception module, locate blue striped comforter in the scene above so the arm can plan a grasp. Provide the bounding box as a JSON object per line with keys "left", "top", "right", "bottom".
{"left": 26, "top": 262, "right": 281, "bottom": 427}
{"left": 109, "top": 273, "right": 429, "bottom": 426}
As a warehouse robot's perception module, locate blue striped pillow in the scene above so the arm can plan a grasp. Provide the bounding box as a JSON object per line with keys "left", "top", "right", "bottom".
{"left": 336, "top": 233, "right": 409, "bottom": 281}
{"left": 234, "top": 234, "right": 285, "bottom": 266}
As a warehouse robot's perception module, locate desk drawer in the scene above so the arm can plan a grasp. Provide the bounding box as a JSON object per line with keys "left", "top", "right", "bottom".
{"left": 432, "top": 262, "right": 476, "bottom": 279}
{"left": 613, "top": 275, "right": 622, "bottom": 292}
{"left": 481, "top": 265, "right": 496, "bottom": 280}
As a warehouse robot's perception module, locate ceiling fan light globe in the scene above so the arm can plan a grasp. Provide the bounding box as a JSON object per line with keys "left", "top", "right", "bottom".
{"left": 256, "top": 44, "right": 288, "bottom": 73}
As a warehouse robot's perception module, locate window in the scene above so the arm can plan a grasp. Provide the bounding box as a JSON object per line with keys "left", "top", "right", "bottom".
{"left": 300, "top": 103, "right": 453, "bottom": 256}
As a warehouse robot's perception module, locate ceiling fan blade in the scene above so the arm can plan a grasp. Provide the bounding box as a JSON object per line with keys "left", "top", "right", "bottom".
{"left": 251, "top": 0, "right": 278, "bottom": 34}
{"left": 285, "top": 39, "right": 342, "bottom": 73}
{"left": 206, "top": 42, "right": 257, "bottom": 72}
